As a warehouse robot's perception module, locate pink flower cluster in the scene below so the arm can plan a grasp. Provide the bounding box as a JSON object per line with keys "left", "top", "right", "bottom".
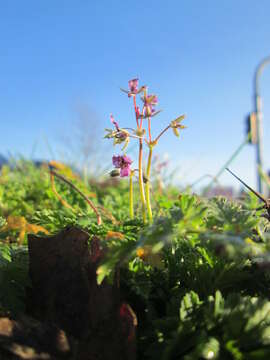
{"left": 112, "top": 155, "right": 133, "bottom": 177}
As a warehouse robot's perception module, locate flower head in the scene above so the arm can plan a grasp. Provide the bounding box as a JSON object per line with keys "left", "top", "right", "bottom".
{"left": 128, "top": 79, "right": 139, "bottom": 94}
{"left": 120, "top": 166, "right": 131, "bottom": 177}
{"left": 144, "top": 95, "right": 158, "bottom": 106}
{"left": 141, "top": 94, "right": 160, "bottom": 118}
{"left": 112, "top": 155, "right": 133, "bottom": 177}
{"left": 121, "top": 78, "right": 145, "bottom": 97}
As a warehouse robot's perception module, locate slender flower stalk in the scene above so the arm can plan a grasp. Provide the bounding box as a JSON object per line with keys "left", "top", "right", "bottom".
{"left": 138, "top": 137, "right": 147, "bottom": 223}
{"left": 133, "top": 90, "right": 147, "bottom": 223}
{"left": 145, "top": 145, "right": 153, "bottom": 223}
{"left": 50, "top": 169, "right": 102, "bottom": 225}
{"left": 148, "top": 117, "right": 152, "bottom": 142}
{"left": 50, "top": 171, "right": 74, "bottom": 211}
{"left": 154, "top": 124, "right": 171, "bottom": 143}
{"left": 154, "top": 114, "right": 186, "bottom": 143}
{"left": 129, "top": 171, "right": 134, "bottom": 219}
{"left": 145, "top": 114, "right": 153, "bottom": 222}
{"left": 133, "top": 96, "right": 139, "bottom": 128}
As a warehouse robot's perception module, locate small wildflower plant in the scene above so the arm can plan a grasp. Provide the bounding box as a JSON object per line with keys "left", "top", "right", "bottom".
{"left": 105, "top": 78, "right": 186, "bottom": 223}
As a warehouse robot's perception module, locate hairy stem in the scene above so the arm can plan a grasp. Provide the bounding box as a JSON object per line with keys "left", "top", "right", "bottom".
{"left": 145, "top": 146, "right": 153, "bottom": 223}
{"left": 148, "top": 117, "right": 152, "bottom": 142}
{"left": 138, "top": 138, "right": 147, "bottom": 223}
{"left": 129, "top": 173, "right": 134, "bottom": 219}
{"left": 154, "top": 124, "right": 171, "bottom": 143}
{"left": 133, "top": 96, "right": 139, "bottom": 128}
{"left": 50, "top": 172, "right": 75, "bottom": 211}
{"left": 50, "top": 169, "right": 102, "bottom": 225}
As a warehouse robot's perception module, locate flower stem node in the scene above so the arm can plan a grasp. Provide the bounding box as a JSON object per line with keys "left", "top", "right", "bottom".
{"left": 135, "top": 128, "right": 146, "bottom": 137}
{"left": 147, "top": 140, "right": 158, "bottom": 148}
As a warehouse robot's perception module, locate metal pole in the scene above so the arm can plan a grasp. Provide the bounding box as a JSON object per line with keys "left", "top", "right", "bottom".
{"left": 254, "top": 56, "right": 270, "bottom": 195}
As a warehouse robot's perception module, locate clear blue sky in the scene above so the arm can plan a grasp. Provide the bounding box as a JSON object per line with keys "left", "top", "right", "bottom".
{"left": 1, "top": 0, "right": 270, "bottom": 190}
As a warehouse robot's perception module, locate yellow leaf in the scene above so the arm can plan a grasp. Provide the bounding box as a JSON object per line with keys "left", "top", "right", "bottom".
{"left": 136, "top": 245, "right": 164, "bottom": 268}
{"left": 0, "top": 215, "right": 49, "bottom": 244}
{"left": 26, "top": 223, "right": 49, "bottom": 235}
{"left": 106, "top": 231, "right": 125, "bottom": 240}
{"left": 48, "top": 161, "right": 78, "bottom": 180}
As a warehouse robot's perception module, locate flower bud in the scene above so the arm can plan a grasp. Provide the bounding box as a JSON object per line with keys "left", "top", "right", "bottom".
{"left": 135, "top": 128, "right": 146, "bottom": 137}
{"left": 143, "top": 175, "right": 149, "bottom": 183}
{"left": 110, "top": 169, "right": 120, "bottom": 177}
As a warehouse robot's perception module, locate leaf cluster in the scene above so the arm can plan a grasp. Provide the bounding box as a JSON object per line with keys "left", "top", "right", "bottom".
{"left": 2, "top": 162, "right": 270, "bottom": 358}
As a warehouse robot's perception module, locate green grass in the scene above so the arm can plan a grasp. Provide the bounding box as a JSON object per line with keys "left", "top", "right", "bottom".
{"left": 1, "top": 160, "right": 270, "bottom": 359}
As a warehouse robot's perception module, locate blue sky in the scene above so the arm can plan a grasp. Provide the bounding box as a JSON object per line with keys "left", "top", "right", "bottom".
{"left": 1, "top": 0, "right": 270, "bottom": 190}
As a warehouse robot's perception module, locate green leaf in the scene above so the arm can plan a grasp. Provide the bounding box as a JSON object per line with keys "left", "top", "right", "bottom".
{"left": 180, "top": 291, "right": 201, "bottom": 321}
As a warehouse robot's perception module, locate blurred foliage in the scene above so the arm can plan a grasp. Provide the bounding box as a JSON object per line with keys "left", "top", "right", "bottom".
{"left": 2, "top": 160, "right": 270, "bottom": 358}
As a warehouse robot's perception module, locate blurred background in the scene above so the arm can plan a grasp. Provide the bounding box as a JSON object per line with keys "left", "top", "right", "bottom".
{"left": 0, "top": 0, "right": 270, "bottom": 195}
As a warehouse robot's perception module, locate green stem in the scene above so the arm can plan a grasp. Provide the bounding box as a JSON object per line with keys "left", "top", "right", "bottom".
{"left": 145, "top": 146, "right": 153, "bottom": 223}
{"left": 138, "top": 138, "right": 147, "bottom": 223}
{"left": 129, "top": 173, "right": 134, "bottom": 219}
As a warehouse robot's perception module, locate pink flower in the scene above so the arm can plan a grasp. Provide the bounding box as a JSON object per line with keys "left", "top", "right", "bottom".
{"left": 128, "top": 79, "right": 139, "bottom": 94}
{"left": 112, "top": 155, "right": 132, "bottom": 168}
{"left": 120, "top": 78, "right": 144, "bottom": 97}
{"left": 142, "top": 95, "right": 159, "bottom": 118}
{"left": 145, "top": 95, "right": 158, "bottom": 106}
{"left": 112, "top": 155, "right": 132, "bottom": 177}
{"left": 120, "top": 167, "right": 131, "bottom": 177}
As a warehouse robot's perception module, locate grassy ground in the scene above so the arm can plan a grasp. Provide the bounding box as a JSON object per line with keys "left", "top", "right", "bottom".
{"left": 1, "top": 160, "right": 270, "bottom": 359}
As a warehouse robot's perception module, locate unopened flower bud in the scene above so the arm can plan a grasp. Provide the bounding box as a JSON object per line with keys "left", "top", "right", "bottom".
{"left": 135, "top": 128, "right": 146, "bottom": 137}
{"left": 110, "top": 169, "right": 120, "bottom": 177}
{"left": 143, "top": 175, "right": 149, "bottom": 183}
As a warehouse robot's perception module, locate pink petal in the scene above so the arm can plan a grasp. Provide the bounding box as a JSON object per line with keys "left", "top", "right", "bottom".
{"left": 112, "top": 155, "right": 121, "bottom": 168}
{"left": 128, "top": 78, "right": 139, "bottom": 92}
{"left": 122, "top": 155, "right": 132, "bottom": 166}
{"left": 110, "top": 114, "right": 119, "bottom": 131}
{"left": 120, "top": 166, "right": 131, "bottom": 177}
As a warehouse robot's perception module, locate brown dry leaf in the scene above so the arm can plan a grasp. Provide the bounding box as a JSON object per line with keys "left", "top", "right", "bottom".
{"left": 98, "top": 206, "right": 119, "bottom": 225}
